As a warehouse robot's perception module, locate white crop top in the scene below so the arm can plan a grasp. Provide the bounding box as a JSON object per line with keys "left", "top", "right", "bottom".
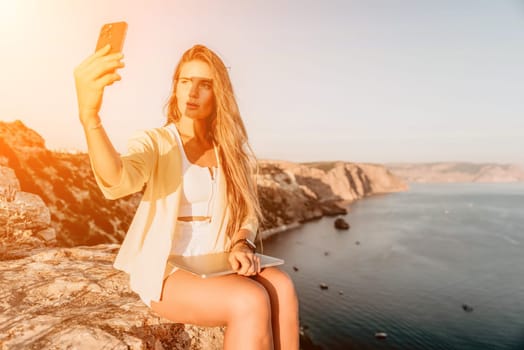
{"left": 171, "top": 126, "right": 219, "bottom": 217}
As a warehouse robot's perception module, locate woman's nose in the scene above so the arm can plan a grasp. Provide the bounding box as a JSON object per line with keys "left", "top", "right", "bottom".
{"left": 189, "top": 83, "right": 199, "bottom": 98}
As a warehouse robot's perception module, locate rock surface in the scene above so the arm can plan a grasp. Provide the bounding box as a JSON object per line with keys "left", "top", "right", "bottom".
{"left": 0, "top": 244, "right": 225, "bottom": 349}
{"left": 334, "top": 217, "right": 350, "bottom": 230}
{"left": 0, "top": 244, "right": 323, "bottom": 350}
{"left": 0, "top": 120, "right": 141, "bottom": 247}
{"left": 1, "top": 166, "right": 56, "bottom": 260}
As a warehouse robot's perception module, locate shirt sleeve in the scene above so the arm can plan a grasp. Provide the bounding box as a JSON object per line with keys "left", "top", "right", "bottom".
{"left": 91, "top": 130, "right": 156, "bottom": 200}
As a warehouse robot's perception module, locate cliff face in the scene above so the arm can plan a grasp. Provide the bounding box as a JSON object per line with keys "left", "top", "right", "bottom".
{"left": 0, "top": 121, "right": 140, "bottom": 247}
{"left": 387, "top": 162, "right": 524, "bottom": 183}
{"left": 257, "top": 160, "right": 407, "bottom": 231}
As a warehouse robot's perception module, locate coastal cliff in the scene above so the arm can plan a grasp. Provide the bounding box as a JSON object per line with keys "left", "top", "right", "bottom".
{"left": 0, "top": 120, "right": 407, "bottom": 349}
{"left": 0, "top": 121, "right": 141, "bottom": 248}
{"left": 257, "top": 160, "right": 407, "bottom": 234}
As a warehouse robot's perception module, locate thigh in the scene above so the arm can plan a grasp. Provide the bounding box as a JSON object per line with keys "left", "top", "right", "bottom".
{"left": 151, "top": 269, "right": 269, "bottom": 327}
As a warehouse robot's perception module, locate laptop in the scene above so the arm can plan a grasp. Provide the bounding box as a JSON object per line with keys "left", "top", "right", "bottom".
{"left": 167, "top": 252, "right": 284, "bottom": 278}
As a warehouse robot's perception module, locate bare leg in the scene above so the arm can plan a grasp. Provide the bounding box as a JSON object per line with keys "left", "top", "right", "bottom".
{"left": 252, "top": 267, "right": 300, "bottom": 350}
{"left": 151, "top": 270, "right": 273, "bottom": 350}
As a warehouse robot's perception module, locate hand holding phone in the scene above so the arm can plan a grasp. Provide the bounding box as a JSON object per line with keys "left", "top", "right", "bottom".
{"left": 95, "top": 21, "right": 128, "bottom": 54}
{"left": 74, "top": 21, "right": 127, "bottom": 128}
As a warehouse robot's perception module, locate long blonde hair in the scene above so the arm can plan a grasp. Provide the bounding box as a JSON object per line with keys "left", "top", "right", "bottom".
{"left": 165, "top": 44, "right": 262, "bottom": 239}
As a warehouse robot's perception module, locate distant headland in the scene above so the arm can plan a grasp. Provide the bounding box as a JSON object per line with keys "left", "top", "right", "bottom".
{"left": 386, "top": 162, "right": 524, "bottom": 183}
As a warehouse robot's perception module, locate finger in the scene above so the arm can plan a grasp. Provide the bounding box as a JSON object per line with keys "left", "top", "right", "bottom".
{"left": 254, "top": 255, "right": 261, "bottom": 274}
{"left": 89, "top": 59, "right": 125, "bottom": 80}
{"left": 84, "top": 51, "right": 124, "bottom": 69}
{"left": 79, "top": 51, "right": 124, "bottom": 79}
{"left": 94, "top": 43, "right": 112, "bottom": 57}
{"left": 228, "top": 254, "right": 240, "bottom": 271}
{"left": 238, "top": 255, "right": 252, "bottom": 275}
{"left": 96, "top": 73, "right": 121, "bottom": 88}
{"left": 246, "top": 254, "right": 257, "bottom": 275}
{"left": 78, "top": 44, "right": 112, "bottom": 69}
{"left": 75, "top": 60, "right": 123, "bottom": 87}
{"left": 105, "top": 74, "right": 122, "bottom": 86}
{"left": 99, "top": 52, "right": 125, "bottom": 63}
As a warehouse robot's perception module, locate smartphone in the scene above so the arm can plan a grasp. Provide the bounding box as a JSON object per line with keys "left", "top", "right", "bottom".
{"left": 95, "top": 21, "right": 128, "bottom": 54}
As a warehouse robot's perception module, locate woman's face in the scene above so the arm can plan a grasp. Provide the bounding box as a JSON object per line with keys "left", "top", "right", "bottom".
{"left": 176, "top": 60, "right": 216, "bottom": 121}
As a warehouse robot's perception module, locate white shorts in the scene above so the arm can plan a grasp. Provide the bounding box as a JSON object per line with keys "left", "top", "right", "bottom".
{"left": 170, "top": 219, "right": 216, "bottom": 256}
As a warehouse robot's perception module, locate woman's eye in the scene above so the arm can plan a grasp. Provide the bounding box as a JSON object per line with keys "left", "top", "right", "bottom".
{"left": 200, "top": 82, "right": 212, "bottom": 90}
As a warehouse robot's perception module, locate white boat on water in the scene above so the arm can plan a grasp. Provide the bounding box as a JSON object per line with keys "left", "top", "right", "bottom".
{"left": 375, "top": 332, "right": 388, "bottom": 340}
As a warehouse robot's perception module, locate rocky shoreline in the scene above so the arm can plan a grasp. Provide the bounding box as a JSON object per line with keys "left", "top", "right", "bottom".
{"left": 0, "top": 120, "right": 408, "bottom": 349}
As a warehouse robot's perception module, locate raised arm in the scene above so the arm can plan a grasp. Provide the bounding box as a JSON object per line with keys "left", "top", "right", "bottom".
{"left": 73, "top": 44, "right": 125, "bottom": 186}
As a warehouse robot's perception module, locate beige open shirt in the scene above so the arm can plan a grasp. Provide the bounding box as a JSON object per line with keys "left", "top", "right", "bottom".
{"left": 91, "top": 124, "right": 258, "bottom": 306}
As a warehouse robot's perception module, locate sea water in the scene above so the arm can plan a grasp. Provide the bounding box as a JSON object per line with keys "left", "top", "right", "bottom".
{"left": 262, "top": 183, "right": 524, "bottom": 350}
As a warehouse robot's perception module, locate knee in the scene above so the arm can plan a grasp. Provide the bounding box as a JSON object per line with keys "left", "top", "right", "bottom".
{"left": 276, "top": 271, "right": 299, "bottom": 310}
{"left": 265, "top": 268, "right": 299, "bottom": 309}
{"left": 230, "top": 281, "right": 272, "bottom": 322}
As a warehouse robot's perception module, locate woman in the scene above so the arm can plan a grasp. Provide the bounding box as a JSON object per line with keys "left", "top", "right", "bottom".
{"left": 74, "top": 44, "right": 299, "bottom": 349}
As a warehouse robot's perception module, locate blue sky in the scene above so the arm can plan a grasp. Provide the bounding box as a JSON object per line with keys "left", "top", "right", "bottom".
{"left": 0, "top": 0, "right": 522, "bottom": 163}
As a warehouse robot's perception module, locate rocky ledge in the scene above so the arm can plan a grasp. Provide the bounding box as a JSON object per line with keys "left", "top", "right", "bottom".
{"left": 0, "top": 244, "right": 224, "bottom": 349}
{"left": 0, "top": 244, "right": 324, "bottom": 350}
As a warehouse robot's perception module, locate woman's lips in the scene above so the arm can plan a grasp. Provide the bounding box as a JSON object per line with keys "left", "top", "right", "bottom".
{"left": 186, "top": 102, "right": 199, "bottom": 109}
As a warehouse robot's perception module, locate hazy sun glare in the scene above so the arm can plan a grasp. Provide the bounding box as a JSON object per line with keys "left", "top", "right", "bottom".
{"left": 0, "top": 1, "right": 19, "bottom": 28}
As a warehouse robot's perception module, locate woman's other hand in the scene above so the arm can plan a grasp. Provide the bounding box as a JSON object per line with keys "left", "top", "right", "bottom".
{"left": 73, "top": 44, "right": 125, "bottom": 128}
{"left": 228, "top": 244, "right": 260, "bottom": 276}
